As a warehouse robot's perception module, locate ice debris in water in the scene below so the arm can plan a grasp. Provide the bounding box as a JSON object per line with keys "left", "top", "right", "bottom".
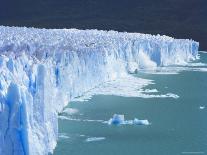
{"left": 133, "top": 118, "right": 150, "bottom": 125}
{"left": 85, "top": 137, "right": 106, "bottom": 142}
{"left": 62, "top": 108, "right": 79, "bottom": 115}
{"left": 107, "top": 114, "right": 150, "bottom": 125}
{"left": 199, "top": 106, "right": 205, "bottom": 110}
{"left": 58, "top": 133, "right": 70, "bottom": 139}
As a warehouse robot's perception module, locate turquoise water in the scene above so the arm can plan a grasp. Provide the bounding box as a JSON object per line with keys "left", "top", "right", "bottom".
{"left": 54, "top": 52, "right": 207, "bottom": 155}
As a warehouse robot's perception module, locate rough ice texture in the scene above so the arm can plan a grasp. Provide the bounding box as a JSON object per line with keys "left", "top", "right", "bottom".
{"left": 107, "top": 114, "right": 150, "bottom": 125}
{"left": 0, "top": 26, "right": 199, "bottom": 155}
{"left": 108, "top": 114, "right": 125, "bottom": 125}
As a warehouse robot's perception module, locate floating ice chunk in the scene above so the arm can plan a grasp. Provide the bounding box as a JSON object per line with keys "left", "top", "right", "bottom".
{"left": 59, "top": 114, "right": 150, "bottom": 126}
{"left": 80, "top": 135, "right": 86, "bottom": 137}
{"left": 108, "top": 114, "right": 125, "bottom": 125}
{"left": 62, "top": 108, "right": 79, "bottom": 115}
{"left": 58, "top": 133, "right": 70, "bottom": 139}
{"left": 199, "top": 106, "right": 205, "bottom": 110}
{"left": 107, "top": 114, "right": 150, "bottom": 126}
{"left": 85, "top": 137, "right": 105, "bottom": 142}
{"left": 133, "top": 118, "right": 150, "bottom": 125}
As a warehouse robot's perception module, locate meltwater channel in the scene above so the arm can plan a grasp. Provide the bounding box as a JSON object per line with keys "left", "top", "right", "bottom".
{"left": 54, "top": 52, "right": 207, "bottom": 155}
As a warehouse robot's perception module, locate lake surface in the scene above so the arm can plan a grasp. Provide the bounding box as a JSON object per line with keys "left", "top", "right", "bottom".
{"left": 54, "top": 52, "right": 207, "bottom": 155}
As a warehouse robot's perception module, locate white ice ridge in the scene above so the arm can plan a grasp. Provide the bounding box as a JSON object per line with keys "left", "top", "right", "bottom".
{"left": 0, "top": 26, "right": 199, "bottom": 155}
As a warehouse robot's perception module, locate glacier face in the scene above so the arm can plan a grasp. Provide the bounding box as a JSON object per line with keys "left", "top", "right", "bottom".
{"left": 0, "top": 26, "right": 199, "bottom": 155}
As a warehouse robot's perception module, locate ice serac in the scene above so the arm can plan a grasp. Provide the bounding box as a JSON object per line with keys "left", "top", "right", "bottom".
{"left": 0, "top": 26, "right": 199, "bottom": 155}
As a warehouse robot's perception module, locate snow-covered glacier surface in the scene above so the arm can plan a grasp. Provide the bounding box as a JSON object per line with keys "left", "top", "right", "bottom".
{"left": 0, "top": 26, "right": 199, "bottom": 155}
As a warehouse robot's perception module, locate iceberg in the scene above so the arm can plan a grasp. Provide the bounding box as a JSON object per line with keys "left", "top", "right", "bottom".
{"left": 133, "top": 118, "right": 150, "bottom": 125}
{"left": 108, "top": 114, "right": 125, "bottom": 125}
{"left": 0, "top": 26, "right": 199, "bottom": 155}
{"left": 107, "top": 114, "right": 150, "bottom": 126}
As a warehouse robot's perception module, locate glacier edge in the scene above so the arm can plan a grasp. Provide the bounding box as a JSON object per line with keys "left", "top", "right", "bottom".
{"left": 0, "top": 26, "right": 199, "bottom": 155}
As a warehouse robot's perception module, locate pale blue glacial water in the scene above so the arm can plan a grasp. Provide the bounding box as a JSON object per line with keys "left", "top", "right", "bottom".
{"left": 54, "top": 52, "right": 207, "bottom": 155}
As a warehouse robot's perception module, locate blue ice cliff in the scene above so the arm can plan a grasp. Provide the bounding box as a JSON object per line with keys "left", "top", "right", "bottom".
{"left": 0, "top": 26, "right": 199, "bottom": 155}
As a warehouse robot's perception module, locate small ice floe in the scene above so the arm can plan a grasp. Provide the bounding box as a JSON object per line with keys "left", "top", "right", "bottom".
{"left": 133, "top": 118, "right": 150, "bottom": 125}
{"left": 80, "top": 135, "right": 86, "bottom": 137}
{"left": 107, "top": 114, "right": 150, "bottom": 126}
{"left": 199, "top": 106, "right": 205, "bottom": 110}
{"left": 58, "top": 133, "right": 70, "bottom": 139}
{"left": 85, "top": 137, "right": 105, "bottom": 142}
{"left": 62, "top": 108, "right": 79, "bottom": 115}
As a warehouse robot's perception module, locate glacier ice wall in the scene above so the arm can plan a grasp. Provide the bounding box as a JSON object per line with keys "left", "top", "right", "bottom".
{"left": 0, "top": 26, "right": 199, "bottom": 155}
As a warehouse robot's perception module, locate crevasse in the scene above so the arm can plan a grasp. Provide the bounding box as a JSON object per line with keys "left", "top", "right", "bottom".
{"left": 0, "top": 26, "right": 199, "bottom": 155}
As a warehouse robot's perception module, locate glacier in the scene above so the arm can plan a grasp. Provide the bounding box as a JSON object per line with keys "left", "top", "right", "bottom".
{"left": 0, "top": 26, "right": 199, "bottom": 155}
